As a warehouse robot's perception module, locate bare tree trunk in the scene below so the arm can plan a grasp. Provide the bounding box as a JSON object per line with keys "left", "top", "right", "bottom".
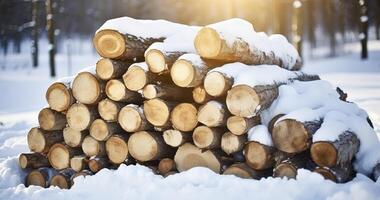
{"left": 292, "top": 0, "right": 303, "bottom": 58}
{"left": 32, "top": 0, "right": 39, "bottom": 67}
{"left": 306, "top": 0, "right": 316, "bottom": 49}
{"left": 359, "top": 0, "right": 368, "bottom": 59}
{"left": 46, "top": 0, "right": 56, "bottom": 77}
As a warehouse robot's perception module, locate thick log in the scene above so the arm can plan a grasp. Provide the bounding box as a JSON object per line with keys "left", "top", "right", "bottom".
{"left": 93, "top": 29, "right": 164, "bottom": 61}
{"left": 192, "top": 85, "right": 212, "bottom": 104}
{"left": 223, "top": 163, "right": 272, "bottom": 179}
{"left": 118, "top": 104, "right": 152, "bottom": 132}
{"left": 174, "top": 143, "right": 232, "bottom": 173}
{"left": 171, "top": 54, "right": 208, "bottom": 87}
{"left": 267, "top": 114, "right": 285, "bottom": 133}
{"left": 143, "top": 98, "right": 175, "bottom": 128}
{"left": 88, "top": 157, "right": 110, "bottom": 173}
{"left": 27, "top": 127, "right": 63, "bottom": 153}
{"left": 145, "top": 45, "right": 185, "bottom": 74}
{"left": 244, "top": 141, "right": 275, "bottom": 170}
{"left": 373, "top": 163, "right": 380, "bottom": 181}
{"left": 227, "top": 115, "right": 261, "bottom": 135}
{"left": 311, "top": 131, "right": 359, "bottom": 168}
{"left": 272, "top": 119, "right": 321, "bottom": 153}
{"left": 38, "top": 108, "right": 66, "bottom": 131}
{"left": 170, "top": 103, "right": 198, "bottom": 132}
{"left": 82, "top": 135, "right": 106, "bottom": 157}
{"left": 66, "top": 103, "right": 99, "bottom": 131}
{"left": 128, "top": 131, "right": 175, "bottom": 162}
{"left": 63, "top": 127, "right": 88, "bottom": 148}
{"left": 314, "top": 166, "right": 354, "bottom": 183}
{"left": 273, "top": 152, "right": 309, "bottom": 179}
{"left": 204, "top": 71, "right": 233, "bottom": 97}
{"left": 192, "top": 126, "right": 224, "bottom": 149}
{"left": 98, "top": 98, "right": 124, "bottom": 122}
{"left": 70, "top": 170, "right": 93, "bottom": 185}
{"left": 89, "top": 119, "right": 122, "bottom": 141}
{"left": 96, "top": 58, "right": 131, "bottom": 80}
{"left": 46, "top": 80, "right": 75, "bottom": 112}
{"left": 158, "top": 158, "right": 176, "bottom": 175}
{"left": 72, "top": 72, "right": 105, "bottom": 105}
{"left": 105, "top": 79, "right": 142, "bottom": 103}
{"left": 26, "top": 167, "right": 58, "bottom": 188}
{"left": 19, "top": 153, "right": 50, "bottom": 169}
{"left": 48, "top": 143, "right": 82, "bottom": 170}
{"left": 163, "top": 129, "right": 192, "bottom": 147}
{"left": 70, "top": 155, "right": 89, "bottom": 172}
{"left": 197, "top": 101, "right": 229, "bottom": 127}
{"left": 143, "top": 83, "right": 192, "bottom": 101}
{"left": 105, "top": 134, "right": 130, "bottom": 164}
{"left": 50, "top": 168, "right": 76, "bottom": 189}
{"left": 221, "top": 132, "right": 247, "bottom": 155}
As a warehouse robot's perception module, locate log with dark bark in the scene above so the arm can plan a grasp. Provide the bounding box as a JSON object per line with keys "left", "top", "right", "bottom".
{"left": 170, "top": 103, "right": 198, "bottom": 132}
{"left": 72, "top": 72, "right": 105, "bottom": 105}
{"left": 272, "top": 119, "right": 322, "bottom": 153}
{"left": 128, "top": 131, "right": 175, "bottom": 162}
{"left": 50, "top": 168, "right": 76, "bottom": 189}
{"left": 63, "top": 127, "right": 88, "bottom": 148}
{"left": 313, "top": 165, "right": 354, "bottom": 183}
{"left": 96, "top": 58, "right": 131, "bottom": 80}
{"left": 192, "top": 85, "right": 212, "bottom": 104}
{"left": 223, "top": 163, "right": 272, "bottom": 179}
{"left": 46, "top": 80, "right": 75, "bottom": 112}
{"left": 171, "top": 54, "right": 208, "bottom": 88}
{"left": 163, "top": 129, "right": 192, "bottom": 147}
{"left": 273, "top": 152, "right": 309, "bottom": 179}
{"left": 27, "top": 127, "right": 63, "bottom": 153}
{"left": 267, "top": 114, "right": 285, "bottom": 133}
{"left": 26, "top": 167, "right": 58, "bottom": 188}
{"left": 48, "top": 143, "right": 82, "bottom": 170}
{"left": 70, "top": 155, "right": 89, "bottom": 172}
{"left": 88, "top": 157, "right": 110, "bottom": 173}
{"left": 70, "top": 170, "right": 93, "bottom": 185}
{"left": 105, "top": 79, "right": 142, "bottom": 103}
{"left": 118, "top": 104, "right": 152, "bottom": 132}
{"left": 192, "top": 126, "right": 224, "bottom": 149}
{"left": 244, "top": 141, "right": 275, "bottom": 170}
{"left": 89, "top": 119, "right": 122, "bottom": 141}
{"left": 143, "top": 83, "right": 193, "bottom": 101}
{"left": 311, "top": 131, "right": 359, "bottom": 168}
{"left": 19, "top": 153, "right": 50, "bottom": 169}
{"left": 158, "top": 158, "right": 176, "bottom": 175}
{"left": 105, "top": 134, "right": 130, "bottom": 164}
{"left": 221, "top": 132, "right": 247, "bottom": 155}
{"left": 66, "top": 103, "right": 99, "bottom": 131}
{"left": 197, "top": 101, "right": 230, "bottom": 127}
{"left": 82, "top": 135, "right": 106, "bottom": 157}
{"left": 38, "top": 108, "right": 66, "bottom": 131}
{"left": 143, "top": 98, "right": 175, "bottom": 128}
{"left": 98, "top": 98, "right": 124, "bottom": 122}
{"left": 227, "top": 115, "right": 261, "bottom": 135}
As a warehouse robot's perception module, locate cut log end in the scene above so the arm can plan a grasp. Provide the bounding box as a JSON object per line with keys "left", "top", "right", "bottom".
{"left": 227, "top": 116, "right": 251, "bottom": 135}
{"left": 38, "top": 108, "right": 66, "bottom": 131}
{"left": 63, "top": 127, "right": 86, "bottom": 148}
{"left": 118, "top": 105, "right": 146, "bottom": 132}
{"left": 273, "top": 163, "right": 297, "bottom": 179}
{"left": 19, "top": 153, "right": 49, "bottom": 169}
{"left": 48, "top": 144, "right": 71, "bottom": 170}
{"left": 204, "top": 72, "right": 231, "bottom": 97}
{"left": 310, "top": 142, "right": 338, "bottom": 168}
{"left": 26, "top": 169, "right": 54, "bottom": 188}
{"left": 128, "top": 131, "right": 159, "bottom": 162}
{"left": 171, "top": 103, "right": 198, "bottom": 132}
{"left": 27, "top": 128, "right": 47, "bottom": 153}
{"left": 46, "top": 82, "right": 73, "bottom": 112}
{"left": 123, "top": 65, "right": 148, "bottom": 91}
{"left": 105, "top": 79, "right": 129, "bottom": 102}
{"left": 163, "top": 129, "right": 191, "bottom": 147}
{"left": 272, "top": 119, "right": 310, "bottom": 153}
{"left": 105, "top": 135, "right": 129, "bottom": 164}
{"left": 158, "top": 158, "right": 176, "bottom": 175}
{"left": 194, "top": 27, "right": 222, "bottom": 58}
{"left": 226, "top": 85, "right": 260, "bottom": 117}
{"left": 143, "top": 99, "right": 171, "bottom": 127}
{"left": 192, "top": 126, "right": 222, "bottom": 149}
{"left": 82, "top": 136, "right": 104, "bottom": 157}
{"left": 88, "top": 157, "right": 109, "bottom": 173}
{"left": 66, "top": 103, "right": 93, "bottom": 131}
{"left": 171, "top": 60, "right": 195, "bottom": 87}
{"left": 98, "top": 99, "right": 120, "bottom": 122}
{"left": 70, "top": 156, "right": 88, "bottom": 172}
{"left": 192, "top": 85, "right": 211, "bottom": 104}
{"left": 96, "top": 58, "right": 115, "bottom": 80}
{"left": 50, "top": 174, "right": 71, "bottom": 189}
{"left": 72, "top": 72, "right": 102, "bottom": 105}
{"left": 142, "top": 84, "right": 159, "bottom": 99}
{"left": 197, "top": 101, "right": 227, "bottom": 127}
{"left": 244, "top": 141, "right": 274, "bottom": 170}
{"left": 221, "top": 132, "right": 246, "bottom": 155}
{"left": 146, "top": 49, "right": 166, "bottom": 73}
{"left": 93, "top": 30, "right": 125, "bottom": 59}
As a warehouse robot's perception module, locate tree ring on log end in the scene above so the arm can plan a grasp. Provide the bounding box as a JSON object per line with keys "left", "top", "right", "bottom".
{"left": 193, "top": 126, "right": 214, "bottom": 148}
{"left": 46, "top": 83, "right": 71, "bottom": 112}
{"left": 123, "top": 65, "right": 148, "bottom": 91}
{"left": 171, "top": 60, "right": 195, "bottom": 87}
{"left": 311, "top": 142, "right": 338, "bottom": 167}
{"left": 244, "top": 141, "right": 271, "bottom": 170}
{"left": 128, "top": 131, "right": 158, "bottom": 162}
{"left": 272, "top": 119, "right": 309, "bottom": 153}
{"left": 223, "top": 165, "right": 252, "bottom": 179}
{"left": 93, "top": 30, "right": 125, "bottom": 59}
{"left": 194, "top": 27, "right": 222, "bottom": 58}
{"left": 106, "top": 79, "right": 126, "bottom": 102}
{"left": 72, "top": 72, "right": 101, "bottom": 105}
{"left": 227, "top": 116, "right": 247, "bottom": 135}
{"left": 119, "top": 106, "right": 142, "bottom": 132}
{"left": 50, "top": 175, "right": 69, "bottom": 189}
{"left": 171, "top": 103, "right": 198, "bottom": 132}
{"left": 204, "top": 71, "right": 229, "bottom": 97}
{"left": 27, "top": 170, "right": 46, "bottom": 187}
{"left": 226, "top": 85, "right": 260, "bottom": 117}
{"left": 106, "top": 135, "right": 128, "bottom": 164}
{"left": 143, "top": 84, "right": 158, "bottom": 99}
{"left": 90, "top": 119, "right": 109, "bottom": 141}
{"left": 48, "top": 144, "right": 70, "bottom": 170}
{"left": 67, "top": 103, "right": 91, "bottom": 131}
{"left": 144, "top": 99, "right": 170, "bottom": 127}
{"left": 82, "top": 136, "right": 101, "bottom": 157}
{"left": 146, "top": 49, "right": 166, "bottom": 73}
{"left": 96, "top": 58, "right": 114, "bottom": 80}
{"left": 27, "top": 128, "right": 46, "bottom": 153}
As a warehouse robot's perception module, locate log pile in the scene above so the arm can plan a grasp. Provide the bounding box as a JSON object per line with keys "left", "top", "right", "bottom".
{"left": 20, "top": 17, "right": 378, "bottom": 189}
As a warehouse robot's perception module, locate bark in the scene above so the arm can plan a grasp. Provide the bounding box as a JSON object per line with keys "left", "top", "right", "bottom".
{"left": 26, "top": 167, "right": 58, "bottom": 188}
{"left": 313, "top": 165, "right": 354, "bottom": 183}
{"left": 38, "top": 108, "right": 66, "bottom": 131}
{"left": 145, "top": 46, "right": 186, "bottom": 73}
{"left": 96, "top": 58, "right": 131, "bottom": 80}
{"left": 89, "top": 119, "right": 122, "bottom": 141}
{"left": 50, "top": 168, "right": 76, "bottom": 189}
{"left": 227, "top": 115, "right": 261, "bottom": 135}
{"left": 48, "top": 143, "right": 82, "bottom": 170}
{"left": 46, "top": 0, "right": 56, "bottom": 77}
{"left": 19, "top": 153, "right": 50, "bottom": 169}
{"left": 105, "top": 79, "right": 142, "bottom": 103}
{"left": 143, "top": 83, "right": 192, "bottom": 101}
{"left": 27, "top": 127, "right": 63, "bottom": 153}
{"left": 273, "top": 151, "right": 309, "bottom": 179}
{"left": 63, "top": 127, "right": 88, "bottom": 148}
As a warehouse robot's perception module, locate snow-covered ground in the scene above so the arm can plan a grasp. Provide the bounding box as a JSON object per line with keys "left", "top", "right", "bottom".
{"left": 0, "top": 40, "right": 380, "bottom": 199}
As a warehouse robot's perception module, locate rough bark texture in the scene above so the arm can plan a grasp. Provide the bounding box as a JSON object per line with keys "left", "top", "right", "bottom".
{"left": 373, "top": 163, "right": 380, "bottom": 181}
{"left": 273, "top": 151, "right": 309, "bottom": 179}
{"left": 313, "top": 165, "right": 354, "bottom": 183}
{"left": 38, "top": 108, "right": 67, "bottom": 131}
{"left": 50, "top": 168, "right": 76, "bottom": 189}
{"left": 19, "top": 153, "right": 50, "bottom": 169}
{"left": 27, "top": 127, "right": 63, "bottom": 153}
{"left": 26, "top": 167, "right": 58, "bottom": 188}
{"left": 143, "top": 83, "right": 192, "bottom": 101}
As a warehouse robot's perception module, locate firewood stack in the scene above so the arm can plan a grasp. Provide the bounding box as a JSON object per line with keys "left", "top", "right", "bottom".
{"left": 20, "top": 17, "right": 379, "bottom": 189}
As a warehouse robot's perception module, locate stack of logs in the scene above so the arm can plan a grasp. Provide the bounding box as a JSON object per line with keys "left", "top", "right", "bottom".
{"left": 19, "top": 17, "right": 380, "bottom": 189}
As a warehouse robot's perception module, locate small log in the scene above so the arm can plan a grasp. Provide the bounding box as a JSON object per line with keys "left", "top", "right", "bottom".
{"left": 373, "top": 163, "right": 380, "bottom": 181}
{"left": 204, "top": 71, "right": 232, "bottom": 97}
{"left": 19, "top": 153, "right": 50, "bottom": 169}
{"left": 143, "top": 83, "right": 193, "bottom": 101}
{"left": 221, "top": 132, "right": 247, "bottom": 155}
{"left": 163, "top": 129, "right": 192, "bottom": 147}
{"left": 50, "top": 168, "right": 76, "bottom": 189}
{"left": 145, "top": 45, "right": 185, "bottom": 74}
{"left": 105, "top": 134, "right": 130, "bottom": 164}
{"left": 70, "top": 170, "right": 93, "bottom": 185}
{"left": 82, "top": 135, "right": 106, "bottom": 157}
{"left": 267, "top": 114, "right": 285, "bottom": 133}
{"left": 227, "top": 115, "right": 261, "bottom": 135}
{"left": 171, "top": 54, "right": 208, "bottom": 87}
{"left": 174, "top": 143, "right": 231, "bottom": 173}
{"left": 273, "top": 152, "right": 309, "bottom": 179}
{"left": 96, "top": 58, "right": 131, "bottom": 80}
{"left": 70, "top": 155, "right": 89, "bottom": 172}
{"left": 192, "top": 126, "right": 224, "bottom": 149}
{"left": 93, "top": 29, "right": 163, "bottom": 61}
{"left": 244, "top": 141, "right": 275, "bottom": 170}
{"left": 66, "top": 103, "right": 99, "bottom": 131}
{"left": 128, "top": 131, "right": 175, "bottom": 162}
{"left": 27, "top": 127, "right": 63, "bottom": 153}
{"left": 223, "top": 163, "right": 272, "bottom": 179}
{"left": 38, "top": 108, "right": 66, "bottom": 131}
{"left": 89, "top": 119, "right": 122, "bottom": 141}
{"left": 170, "top": 103, "right": 198, "bottom": 132}
{"left": 48, "top": 143, "right": 82, "bottom": 170}
{"left": 197, "top": 101, "right": 229, "bottom": 127}
{"left": 26, "top": 167, "right": 58, "bottom": 188}
{"left": 143, "top": 98, "right": 175, "bottom": 128}
{"left": 314, "top": 166, "right": 354, "bottom": 183}
{"left": 105, "top": 79, "right": 142, "bottom": 103}
{"left": 311, "top": 131, "right": 359, "bottom": 168}
{"left": 98, "top": 98, "right": 124, "bottom": 122}
{"left": 118, "top": 104, "right": 152, "bottom": 132}
{"left": 88, "top": 157, "right": 110, "bottom": 173}
{"left": 63, "top": 127, "right": 88, "bottom": 148}
{"left": 72, "top": 72, "right": 105, "bottom": 105}
{"left": 272, "top": 119, "right": 321, "bottom": 153}
{"left": 46, "top": 81, "right": 75, "bottom": 112}
{"left": 158, "top": 158, "right": 176, "bottom": 175}
{"left": 192, "top": 85, "right": 212, "bottom": 104}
